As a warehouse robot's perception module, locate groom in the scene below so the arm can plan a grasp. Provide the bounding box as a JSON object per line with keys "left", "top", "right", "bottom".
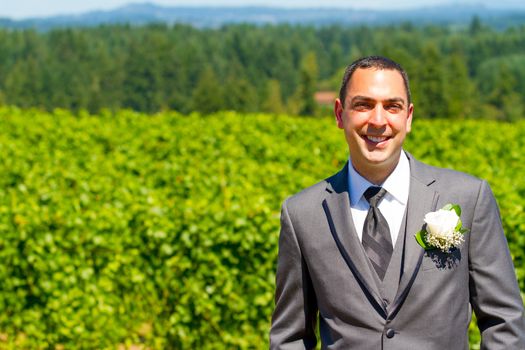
{"left": 270, "top": 56, "right": 525, "bottom": 349}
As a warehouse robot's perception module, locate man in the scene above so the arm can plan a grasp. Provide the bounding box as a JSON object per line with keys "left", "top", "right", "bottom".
{"left": 270, "top": 56, "right": 525, "bottom": 349}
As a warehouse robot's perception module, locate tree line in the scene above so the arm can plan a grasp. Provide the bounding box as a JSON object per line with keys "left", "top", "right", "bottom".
{"left": 0, "top": 20, "right": 525, "bottom": 120}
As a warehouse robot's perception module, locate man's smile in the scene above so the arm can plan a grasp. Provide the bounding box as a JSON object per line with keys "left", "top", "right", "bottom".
{"left": 362, "top": 134, "right": 391, "bottom": 144}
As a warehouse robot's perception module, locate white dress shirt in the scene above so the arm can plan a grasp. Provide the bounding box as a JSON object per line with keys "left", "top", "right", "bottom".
{"left": 348, "top": 152, "right": 410, "bottom": 246}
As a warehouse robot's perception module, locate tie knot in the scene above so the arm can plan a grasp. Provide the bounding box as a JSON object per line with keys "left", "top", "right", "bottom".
{"left": 364, "top": 186, "right": 387, "bottom": 207}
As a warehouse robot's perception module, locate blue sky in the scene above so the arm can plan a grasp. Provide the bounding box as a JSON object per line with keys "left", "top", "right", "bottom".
{"left": 2, "top": 0, "right": 524, "bottom": 19}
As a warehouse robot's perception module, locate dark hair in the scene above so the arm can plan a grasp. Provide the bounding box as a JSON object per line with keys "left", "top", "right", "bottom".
{"left": 338, "top": 56, "right": 411, "bottom": 106}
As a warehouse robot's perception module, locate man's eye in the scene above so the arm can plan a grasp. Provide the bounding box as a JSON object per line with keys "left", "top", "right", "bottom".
{"left": 353, "top": 103, "right": 371, "bottom": 110}
{"left": 386, "top": 104, "right": 402, "bottom": 112}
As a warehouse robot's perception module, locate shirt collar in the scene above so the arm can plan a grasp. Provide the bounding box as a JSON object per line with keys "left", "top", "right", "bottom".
{"left": 348, "top": 151, "right": 410, "bottom": 205}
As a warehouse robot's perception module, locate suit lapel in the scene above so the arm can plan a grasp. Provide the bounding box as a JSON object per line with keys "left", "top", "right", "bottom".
{"left": 323, "top": 163, "right": 387, "bottom": 318}
{"left": 389, "top": 152, "right": 439, "bottom": 319}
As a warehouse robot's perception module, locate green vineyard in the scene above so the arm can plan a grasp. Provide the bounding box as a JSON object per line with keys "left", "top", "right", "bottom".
{"left": 0, "top": 107, "right": 523, "bottom": 348}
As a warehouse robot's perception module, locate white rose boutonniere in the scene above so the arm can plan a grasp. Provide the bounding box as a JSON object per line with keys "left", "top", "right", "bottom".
{"left": 415, "top": 204, "right": 468, "bottom": 252}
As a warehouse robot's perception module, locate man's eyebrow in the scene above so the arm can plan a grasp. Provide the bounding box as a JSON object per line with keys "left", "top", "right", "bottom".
{"left": 384, "top": 97, "right": 406, "bottom": 105}
{"left": 349, "top": 95, "right": 373, "bottom": 103}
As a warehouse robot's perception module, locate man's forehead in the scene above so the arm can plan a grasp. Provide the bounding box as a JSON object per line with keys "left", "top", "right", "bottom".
{"left": 346, "top": 68, "right": 407, "bottom": 101}
{"left": 350, "top": 67, "right": 405, "bottom": 83}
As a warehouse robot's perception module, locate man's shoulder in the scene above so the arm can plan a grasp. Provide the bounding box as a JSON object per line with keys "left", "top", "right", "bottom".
{"left": 410, "top": 155, "right": 485, "bottom": 192}
{"left": 418, "top": 159, "right": 479, "bottom": 179}
{"left": 283, "top": 165, "right": 345, "bottom": 212}
{"left": 284, "top": 178, "right": 330, "bottom": 210}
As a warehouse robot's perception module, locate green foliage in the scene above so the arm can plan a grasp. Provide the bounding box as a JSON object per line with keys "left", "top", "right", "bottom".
{"left": 296, "top": 51, "right": 319, "bottom": 116}
{"left": 476, "top": 55, "right": 525, "bottom": 121}
{"left": 262, "top": 79, "right": 285, "bottom": 114}
{"left": 415, "top": 230, "right": 431, "bottom": 250}
{"left": 411, "top": 43, "right": 449, "bottom": 118}
{"left": 1, "top": 23, "right": 525, "bottom": 118}
{"left": 442, "top": 203, "right": 461, "bottom": 217}
{"left": 0, "top": 107, "right": 523, "bottom": 348}
{"left": 445, "top": 51, "right": 475, "bottom": 119}
{"left": 191, "top": 67, "right": 224, "bottom": 114}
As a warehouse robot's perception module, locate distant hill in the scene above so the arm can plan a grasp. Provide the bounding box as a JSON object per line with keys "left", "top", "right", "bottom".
{"left": 1, "top": 2, "right": 525, "bottom": 30}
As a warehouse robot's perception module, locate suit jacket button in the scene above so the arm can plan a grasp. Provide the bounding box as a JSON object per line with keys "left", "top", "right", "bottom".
{"left": 386, "top": 328, "right": 395, "bottom": 338}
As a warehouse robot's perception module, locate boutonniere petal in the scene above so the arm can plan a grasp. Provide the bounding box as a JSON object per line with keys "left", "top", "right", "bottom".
{"left": 415, "top": 204, "right": 468, "bottom": 252}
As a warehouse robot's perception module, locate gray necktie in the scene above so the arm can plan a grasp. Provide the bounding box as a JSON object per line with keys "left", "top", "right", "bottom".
{"left": 362, "top": 186, "right": 393, "bottom": 281}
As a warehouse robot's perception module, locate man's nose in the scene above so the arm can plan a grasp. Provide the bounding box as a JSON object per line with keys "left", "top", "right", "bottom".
{"left": 369, "top": 105, "right": 387, "bottom": 127}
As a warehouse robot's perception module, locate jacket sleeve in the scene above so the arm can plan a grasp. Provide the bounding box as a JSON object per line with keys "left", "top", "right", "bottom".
{"left": 270, "top": 200, "right": 318, "bottom": 350}
{"left": 468, "top": 180, "right": 525, "bottom": 350}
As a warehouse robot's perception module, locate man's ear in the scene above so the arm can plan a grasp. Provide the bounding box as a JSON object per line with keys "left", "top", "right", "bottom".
{"left": 334, "top": 98, "right": 344, "bottom": 129}
{"left": 406, "top": 103, "right": 414, "bottom": 133}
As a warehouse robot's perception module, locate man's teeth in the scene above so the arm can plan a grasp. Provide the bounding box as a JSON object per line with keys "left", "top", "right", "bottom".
{"left": 366, "top": 135, "right": 387, "bottom": 143}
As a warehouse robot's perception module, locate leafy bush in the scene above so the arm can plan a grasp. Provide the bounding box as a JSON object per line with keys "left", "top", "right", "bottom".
{"left": 0, "top": 107, "right": 522, "bottom": 348}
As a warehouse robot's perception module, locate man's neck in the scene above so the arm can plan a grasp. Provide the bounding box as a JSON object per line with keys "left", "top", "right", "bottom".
{"left": 351, "top": 158, "right": 400, "bottom": 185}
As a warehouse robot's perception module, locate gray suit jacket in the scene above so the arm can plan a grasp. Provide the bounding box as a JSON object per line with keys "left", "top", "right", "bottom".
{"left": 270, "top": 152, "right": 525, "bottom": 349}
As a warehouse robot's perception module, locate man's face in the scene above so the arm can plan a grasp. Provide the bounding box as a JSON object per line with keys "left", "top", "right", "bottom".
{"left": 334, "top": 68, "right": 413, "bottom": 182}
